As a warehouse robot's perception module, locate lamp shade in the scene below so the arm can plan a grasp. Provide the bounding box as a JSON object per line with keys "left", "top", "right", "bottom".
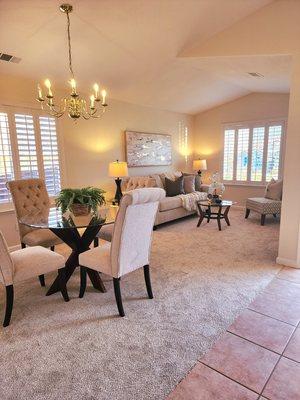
{"left": 108, "top": 160, "right": 128, "bottom": 177}
{"left": 193, "top": 159, "right": 207, "bottom": 171}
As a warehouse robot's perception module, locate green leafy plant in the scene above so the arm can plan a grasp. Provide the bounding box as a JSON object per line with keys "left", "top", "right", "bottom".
{"left": 55, "top": 187, "right": 106, "bottom": 213}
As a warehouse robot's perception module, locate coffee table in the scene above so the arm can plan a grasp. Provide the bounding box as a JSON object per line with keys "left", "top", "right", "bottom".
{"left": 197, "top": 200, "right": 236, "bottom": 231}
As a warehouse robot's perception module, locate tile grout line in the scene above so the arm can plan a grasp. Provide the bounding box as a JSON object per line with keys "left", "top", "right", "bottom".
{"left": 226, "top": 330, "right": 295, "bottom": 357}
{"left": 258, "top": 320, "right": 300, "bottom": 397}
{"left": 198, "top": 360, "right": 260, "bottom": 395}
{"left": 246, "top": 307, "right": 298, "bottom": 327}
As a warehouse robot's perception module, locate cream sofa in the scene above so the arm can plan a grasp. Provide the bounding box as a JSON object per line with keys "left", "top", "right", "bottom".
{"left": 121, "top": 175, "right": 208, "bottom": 226}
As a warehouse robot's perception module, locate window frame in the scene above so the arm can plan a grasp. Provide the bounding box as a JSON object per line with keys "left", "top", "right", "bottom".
{"left": 0, "top": 105, "right": 65, "bottom": 211}
{"left": 221, "top": 118, "right": 286, "bottom": 187}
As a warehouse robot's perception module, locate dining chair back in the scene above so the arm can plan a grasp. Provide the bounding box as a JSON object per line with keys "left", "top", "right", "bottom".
{"left": 6, "top": 178, "right": 62, "bottom": 287}
{"left": 79, "top": 187, "right": 165, "bottom": 317}
{"left": 110, "top": 187, "right": 164, "bottom": 278}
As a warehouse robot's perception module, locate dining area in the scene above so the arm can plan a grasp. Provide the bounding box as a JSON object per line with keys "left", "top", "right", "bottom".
{"left": 1, "top": 178, "right": 164, "bottom": 327}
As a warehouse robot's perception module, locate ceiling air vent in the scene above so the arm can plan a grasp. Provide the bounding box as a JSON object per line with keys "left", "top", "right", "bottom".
{"left": 248, "top": 72, "right": 264, "bottom": 78}
{"left": 0, "top": 53, "right": 21, "bottom": 63}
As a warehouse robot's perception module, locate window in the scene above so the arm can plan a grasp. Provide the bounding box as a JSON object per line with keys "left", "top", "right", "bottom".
{"left": 222, "top": 121, "right": 284, "bottom": 184}
{"left": 0, "top": 107, "right": 62, "bottom": 205}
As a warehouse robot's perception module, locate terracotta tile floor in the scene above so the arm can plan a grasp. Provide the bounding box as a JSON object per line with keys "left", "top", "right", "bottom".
{"left": 167, "top": 266, "right": 300, "bottom": 400}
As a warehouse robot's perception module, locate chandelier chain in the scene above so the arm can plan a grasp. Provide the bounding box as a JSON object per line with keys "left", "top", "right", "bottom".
{"left": 66, "top": 10, "right": 74, "bottom": 78}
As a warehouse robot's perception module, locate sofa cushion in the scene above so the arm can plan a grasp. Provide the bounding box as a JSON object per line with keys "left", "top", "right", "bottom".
{"left": 159, "top": 196, "right": 182, "bottom": 212}
{"left": 246, "top": 197, "right": 281, "bottom": 214}
{"left": 123, "top": 176, "right": 157, "bottom": 191}
{"left": 265, "top": 179, "right": 283, "bottom": 201}
{"left": 150, "top": 174, "right": 164, "bottom": 189}
{"left": 183, "top": 175, "right": 195, "bottom": 193}
{"left": 165, "top": 176, "right": 184, "bottom": 197}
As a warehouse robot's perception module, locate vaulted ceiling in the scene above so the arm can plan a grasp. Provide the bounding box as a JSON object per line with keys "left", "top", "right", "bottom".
{"left": 0, "top": 0, "right": 292, "bottom": 114}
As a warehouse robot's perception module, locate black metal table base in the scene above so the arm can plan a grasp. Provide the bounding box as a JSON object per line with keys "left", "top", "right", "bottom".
{"left": 197, "top": 205, "right": 231, "bottom": 231}
{"left": 46, "top": 224, "right": 106, "bottom": 296}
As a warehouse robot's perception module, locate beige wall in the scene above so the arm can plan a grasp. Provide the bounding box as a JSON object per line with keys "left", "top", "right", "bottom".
{"left": 194, "top": 93, "right": 290, "bottom": 205}
{"left": 0, "top": 74, "right": 193, "bottom": 246}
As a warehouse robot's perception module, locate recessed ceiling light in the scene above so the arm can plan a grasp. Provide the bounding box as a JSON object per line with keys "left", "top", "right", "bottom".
{"left": 248, "top": 72, "right": 264, "bottom": 78}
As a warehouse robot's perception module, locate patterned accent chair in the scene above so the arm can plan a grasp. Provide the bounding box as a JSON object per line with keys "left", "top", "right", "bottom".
{"left": 0, "top": 230, "right": 69, "bottom": 327}
{"left": 245, "top": 197, "right": 281, "bottom": 226}
{"left": 7, "top": 179, "right": 63, "bottom": 286}
{"left": 79, "top": 187, "right": 165, "bottom": 317}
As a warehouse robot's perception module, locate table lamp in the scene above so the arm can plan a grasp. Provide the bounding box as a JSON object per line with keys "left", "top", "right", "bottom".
{"left": 108, "top": 160, "right": 128, "bottom": 204}
{"left": 193, "top": 159, "right": 207, "bottom": 177}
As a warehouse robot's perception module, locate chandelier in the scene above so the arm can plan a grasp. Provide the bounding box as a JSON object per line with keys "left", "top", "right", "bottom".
{"left": 36, "top": 4, "right": 108, "bottom": 120}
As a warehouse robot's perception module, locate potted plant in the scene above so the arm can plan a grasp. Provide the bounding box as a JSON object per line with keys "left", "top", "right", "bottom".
{"left": 55, "top": 187, "right": 106, "bottom": 216}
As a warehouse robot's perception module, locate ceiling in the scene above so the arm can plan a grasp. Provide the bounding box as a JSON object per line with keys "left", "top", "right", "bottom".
{"left": 0, "top": 0, "right": 291, "bottom": 114}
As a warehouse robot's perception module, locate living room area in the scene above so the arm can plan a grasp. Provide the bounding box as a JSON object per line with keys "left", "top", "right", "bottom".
{"left": 0, "top": 1, "right": 300, "bottom": 399}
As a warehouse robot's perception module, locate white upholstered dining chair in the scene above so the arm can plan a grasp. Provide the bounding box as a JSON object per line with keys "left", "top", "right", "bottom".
{"left": 79, "top": 187, "right": 165, "bottom": 317}
{"left": 0, "top": 230, "right": 69, "bottom": 327}
{"left": 7, "top": 178, "right": 63, "bottom": 287}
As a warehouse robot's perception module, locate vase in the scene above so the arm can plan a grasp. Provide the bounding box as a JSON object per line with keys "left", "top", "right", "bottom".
{"left": 70, "top": 203, "right": 91, "bottom": 216}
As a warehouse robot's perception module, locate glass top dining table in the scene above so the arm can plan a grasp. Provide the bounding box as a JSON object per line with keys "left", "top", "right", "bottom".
{"left": 18, "top": 205, "right": 118, "bottom": 296}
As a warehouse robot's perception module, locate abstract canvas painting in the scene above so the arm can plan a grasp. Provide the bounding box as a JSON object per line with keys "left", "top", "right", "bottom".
{"left": 125, "top": 131, "right": 172, "bottom": 167}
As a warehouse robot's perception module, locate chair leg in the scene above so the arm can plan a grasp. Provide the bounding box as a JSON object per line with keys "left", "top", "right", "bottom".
{"left": 113, "top": 278, "right": 125, "bottom": 317}
{"left": 143, "top": 265, "right": 153, "bottom": 299}
{"left": 245, "top": 208, "right": 250, "bottom": 219}
{"left": 94, "top": 237, "right": 99, "bottom": 247}
{"left": 58, "top": 268, "right": 69, "bottom": 302}
{"left": 79, "top": 266, "right": 87, "bottom": 298}
{"left": 3, "top": 285, "right": 14, "bottom": 327}
{"left": 261, "top": 214, "right": 266, "bottom": 226}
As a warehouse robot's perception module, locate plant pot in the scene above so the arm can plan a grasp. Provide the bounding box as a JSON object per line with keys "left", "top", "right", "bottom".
{"left": 70, "top": 203, "right": 91, "bottom": 216}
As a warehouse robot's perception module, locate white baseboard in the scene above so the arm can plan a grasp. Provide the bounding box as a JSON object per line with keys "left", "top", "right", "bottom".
{"left": 276, "top": 256, "right": 300, "bottom": 269}
{"left": 9, "top": 244, "right": 21, "bottom": 252}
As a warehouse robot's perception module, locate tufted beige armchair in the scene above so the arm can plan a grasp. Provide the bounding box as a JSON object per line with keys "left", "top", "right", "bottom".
{"left": 0, "top": 230, "right": 69, "bottom": 327}
{"left": 6, "top": 178, "right": 63, "bottom": 287}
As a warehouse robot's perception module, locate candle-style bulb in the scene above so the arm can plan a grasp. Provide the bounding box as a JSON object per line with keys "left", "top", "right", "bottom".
{"left": 101, "top": 89, "right": 107, "bottom": 105}
{"left": 90, "top": 94, "right": 95, "bottom": 109}
{"left": 44, "top": 79, "right": 53, "bottom": 97}
{"left": 93, "top": 83, "right": 99, "bottom": 99}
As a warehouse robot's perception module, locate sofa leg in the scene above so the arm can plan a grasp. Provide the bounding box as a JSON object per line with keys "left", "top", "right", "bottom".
{"left": 94, "top": 237, "right": 99, "bottom": 247}
{"left": 273, "top": 213, "right": 277, "bottom": 218}
{"left": 153, "top": 226, "right": 157, "bottom": 231}
{"left": 261, "top": 214, "right": 266, "bottom": 226}
{"left": 245, "top": 209, "right": 250, "bottom": 219}
{"left": 38, "top": 275, "right": 46, "bottom": 287}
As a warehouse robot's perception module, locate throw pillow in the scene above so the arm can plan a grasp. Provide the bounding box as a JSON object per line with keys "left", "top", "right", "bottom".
{"left": 150, "top": 174, "right": 164, "bottom": 189}
{"left": 182, "top": 172, "right": 202, "bottom": 191}
{"left": 159, "top": 171, "right": 182, "bottom": 189}
{"left": 265, "top": 179, "right": 283, "bottom": 200}
{"left": 183, "top": 175, "right": 196, "bottom": 193}
{"left": 165, "top": 176, "right": 184, "bottom": 197}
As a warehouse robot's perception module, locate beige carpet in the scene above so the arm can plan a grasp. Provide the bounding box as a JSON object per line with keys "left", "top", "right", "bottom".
{"left": 0, "top": 210, "right": 281, "bottom": 400}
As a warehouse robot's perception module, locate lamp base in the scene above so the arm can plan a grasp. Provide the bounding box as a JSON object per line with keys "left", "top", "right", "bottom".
{"left": 197, "top": 170, "right": 202, "bottom": 176}
{"left": 114, "top": 178, "right": 123, "bottom": 205}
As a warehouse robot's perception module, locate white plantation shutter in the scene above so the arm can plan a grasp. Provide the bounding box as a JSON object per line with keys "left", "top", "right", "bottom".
{"left": 0, "top": 107, "right": 63, "bottom": 206}
{"left": 0, "top": 112, "right": 14, "bottom": 203}
{"left": 222, "top": 121, "right": 284, "bottom": 184}
{"left": 39, "top": 116, "right": 61, "bottom": 196}
{"left": 266, "top": 125, "right": 282, "bottom": 181}
{"left": 223, "top": 129, "right": 235, "bottom": 180}
{"left": 15, "top": 114, "right": 39, "bottom": 179}
{"left": 236, "top": 128, "right": 249, "bottom": 181}
{"left": 251, "top": 127, "right": 265, "bottom": 182}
